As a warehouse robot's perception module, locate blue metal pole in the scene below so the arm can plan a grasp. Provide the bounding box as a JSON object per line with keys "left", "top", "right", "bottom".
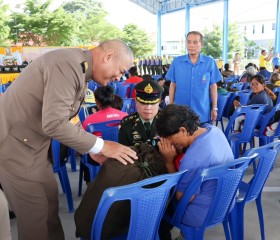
{"left": 157, "top": 10, "right": 162, "bottom": 56}
{"left": 275, "top": 0, "right": 280, "bottom": 54}
{"left": 185, "top": 4, "right": 190, "bottom": 54}
{"left": 222, "top": 0, "right": 229, "bottom": 63}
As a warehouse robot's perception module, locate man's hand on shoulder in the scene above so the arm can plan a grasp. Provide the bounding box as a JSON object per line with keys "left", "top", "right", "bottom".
{"left": 98, "top": 141, "right": 138, "bottom": 165}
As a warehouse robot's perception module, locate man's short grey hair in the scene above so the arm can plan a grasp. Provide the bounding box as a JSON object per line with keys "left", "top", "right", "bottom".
{"left": 186, "top": 31, "right": 204, "bottom": 43}
{"left": 99, "top": 39, "right": 134, "bottom": 62}
{"left": 246, "top": 66, "right": 257, "bottom": 76}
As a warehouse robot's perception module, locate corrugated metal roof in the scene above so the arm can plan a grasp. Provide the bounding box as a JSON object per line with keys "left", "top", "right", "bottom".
{"left": 129, "top": 0, "right": 223, "bottom": 15}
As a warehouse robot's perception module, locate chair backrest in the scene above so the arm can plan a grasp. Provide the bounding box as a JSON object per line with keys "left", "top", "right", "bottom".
{"left": 78, "top": 106, "right": 89, "bottom": 124}
{"left": 91, "top": 170, "right": 188, "bottom": 240}
{"left": 116, "top": 83, "right": 130, "bottom": 98}
{"left": 51, "top": 139, "right": 62, "bottom": 171}
{"left": 257, "top": 103, "right": 280, "bottom": 137}
{"left": 217, "top": 92, "right": 231, "bottom": 121}
{"left": 171, "top": 157, "right": 253, "bottom": 229}
{"left": 87, "top": 80, "right": 99, "bottom": 92}
{"left": 273, "top": 87, "right": 280, "bottom": 105}
{"left": 121, "top": 98, "right": 134, "bottom": 114}
{"left": 225, "top": 75, "right": 239, "bottom": 84}
{"left": 224, "top": 104, "right": 267, "bottom": 142}
{"left": 235, "top": 90, "right": 252, "bottom": 105}
{"left": 259, "top": 70, "right": 272, "bottom": 81}
{"left": 230, "top": 82, "right": 244, "bottom": 91}
{"left": 86, "top": 120, "right": 121, "bottom": 142}
{"left": 243, "top": 141, "right": 280, "bottom": 201}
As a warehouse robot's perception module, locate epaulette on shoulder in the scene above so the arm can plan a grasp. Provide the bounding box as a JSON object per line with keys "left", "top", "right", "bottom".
{"left": 121, "top": 112, "right": 138, "bottom": 125}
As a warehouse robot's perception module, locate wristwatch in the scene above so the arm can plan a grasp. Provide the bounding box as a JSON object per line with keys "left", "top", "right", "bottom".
{"left": 212, "top": 107, "right": 218, "bottom": 111}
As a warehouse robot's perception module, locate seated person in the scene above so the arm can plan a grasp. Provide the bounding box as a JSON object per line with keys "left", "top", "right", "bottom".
{"left": 82, "top": 85, "right": 128, "bottom": 129}
{"left": 240, "top": 65, "right": 257, "bottom": 84}
{"left": 156, "top": 104, "right": 234, "bottom": 239}
{"left": 82, "top": 86, "right": 128, "bottom": 184}
{"left": 74, "top": 142, "right": 167, "bottom": 239}
{"left": 267, "top": 72, "right": 280, "bottom": 91}
{"left": 274, "top": 65, "right": 280, "bottom": 73}
{"left": 123, "top": 66, "right": 143, "bottom": 98}
{"left": 118, "top": 79, "right": 164, "bottom": 147}
{"left": 259, "top": 66, "right": 272, "bottom": 81}
{"left": 217, "top": 80, "right": 228, "bottom": 93}
{"left": 124, "top": 66, "right": 142, "bottom": 84}
{"left": 157, "top": 77, "right": 165, "bottom": 87}
{"left": 233, "top": 74, "right": 276, "bottom": 132}
{"left": 221, "top": 63, "right": 234, "bottom": 78}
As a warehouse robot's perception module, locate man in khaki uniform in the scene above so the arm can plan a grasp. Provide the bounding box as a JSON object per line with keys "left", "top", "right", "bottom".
{"left": 0, "top": 39, "right": 137, "bottom": 240}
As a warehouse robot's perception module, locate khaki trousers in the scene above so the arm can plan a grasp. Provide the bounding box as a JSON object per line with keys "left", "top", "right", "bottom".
{"left": 0, "top": 168, "right": 64, "bottom": 240}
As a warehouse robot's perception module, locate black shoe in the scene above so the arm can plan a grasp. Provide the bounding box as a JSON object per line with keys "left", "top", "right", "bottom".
{"left": 9, "top": 210, "right": 16, "bottom": 219}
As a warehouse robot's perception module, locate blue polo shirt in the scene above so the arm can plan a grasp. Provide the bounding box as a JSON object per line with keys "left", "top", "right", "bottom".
{"left": 166, "top": 54, "right": 222, "bottom": 123}
{"left": 177, "top": 124, "right": 234, "bottom": 227}
{"left": 272, "top": 57, "right": 280, "bottom": 67}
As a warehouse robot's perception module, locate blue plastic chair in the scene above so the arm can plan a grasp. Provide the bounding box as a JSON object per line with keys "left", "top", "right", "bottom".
{"left": 254, "top": 103, "right": 280, "bottom": 146}
{"left": 235, "top": 90, "right": 252, "bottom": 105}
{"left": 152, "top": 75, "right": 163, "bottom": 81}
{"left": 88, "top": 80, "right": 99, "bottom": 92}
{"left": 222, "top": 90, "right": 251, "bottom": 120}
{"left": 230, "top": 82, "right": 244, "bottom": 91}
{"left": 78, "top": 120, "right": 121, "bottom": 196}
{"left": 224, "top": 75, "right": 239, "bottom": 84}
{"left": 224, "top": 104, "right": 267, "bottom": 158}
{"left": 90, "top": 170, "right": 188, "bottom": 240}
{"left": 116, "top": 83, "right": 130, "bottom": 98}
{"left": 164, "top": 157, "right": 253, "bottom": 240}
{"left": 67, "top": 147, "right": 77, "bottom": 172}
{"left": 229, "top": 141, "right": 280, "bottom": 240}
{"left": 272, "top": 87, "right": 280, "bottom": 105}
{"left": 52, "top": 139, "right": 74, "bottom": 213}
{"left": 78, "top": 106, "right": 89, "bottom": 124}
{"left": 259, "top": 70, "right": 272, "bottom": 81}
{"left": 121, "top": 98, "right": 135, "bottom": 114}
{"left": 216, "top": 92, "right": 231, "bottom": 132}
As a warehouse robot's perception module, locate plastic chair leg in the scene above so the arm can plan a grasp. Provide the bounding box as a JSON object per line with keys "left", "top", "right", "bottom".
{"left": 256, "top": 196, "right": 266, "bottom": 240}
{"left": 229, "top": 204, "right": 245, "bottom": 240}
{"left": 58, "top": 171, "right": 65, "bottom": 193}
{"left": 60, "top": 166, "right": 74, "bottom": 213}
{"left": 69, "top": 148, "right": 77, "bottom": 172}
{"left": 222, "top": 221, "right": 231, "bottom": 240}
{"left": 78, "top": 162, "right": 84, "bottom": 197}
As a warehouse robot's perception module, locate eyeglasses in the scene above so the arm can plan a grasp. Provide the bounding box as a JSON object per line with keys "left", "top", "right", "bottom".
{"left": 250, "top": 82, "right": 261, "bottom": 87}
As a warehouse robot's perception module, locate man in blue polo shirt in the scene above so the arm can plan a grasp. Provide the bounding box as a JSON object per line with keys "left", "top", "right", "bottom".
{"left": 166, "top": 31, "right": 222, "bottom": 124}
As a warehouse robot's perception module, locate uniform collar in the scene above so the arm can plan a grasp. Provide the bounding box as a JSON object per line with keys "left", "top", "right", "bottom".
{"left": 84, "top": 50, "right": 93, "bottom": 81}
{"left": 184, "top": 53, "right": 206, "bottom": 64}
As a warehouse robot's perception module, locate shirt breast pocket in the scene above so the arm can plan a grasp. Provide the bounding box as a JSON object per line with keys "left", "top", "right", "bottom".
{"left": 198, "top": 72, "right": 211, "bottom": 87}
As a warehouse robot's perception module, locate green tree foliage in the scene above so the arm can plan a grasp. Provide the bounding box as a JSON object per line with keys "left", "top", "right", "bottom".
{"left": 202, "top": 23, "right": 244, "bottom": 59}
{"left": 62, "top": 0, "right": 123, "bottom": 45}
{"left": 0, "top": 0, "right": 10, "bottom": 46}
{"left": 244, "top": 36, "right": 259, "bottom": 59}
{"left": 121, "top": 24, "right": 153, "bottom": 57}
{"left": 4, "top": 0, "right": 153, "bottom": 50}
{"left": 8, "top": 0, "right": 75, "bottom": 46}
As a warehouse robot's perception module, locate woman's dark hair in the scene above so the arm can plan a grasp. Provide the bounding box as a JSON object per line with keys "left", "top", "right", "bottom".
{"left": 128, "top": 66, "right": 138, "bottom": 76}
{"left": 251, "top": 74, "right": 276, "bottom": 100}
{"left": 156, "top": 104, "right": 200, "bottom": 137}
{"left": 94, "top": 85, "right": 114, "bottom": 109}
{"left": 111, "top": 94, "right": 123, "bottom": 110}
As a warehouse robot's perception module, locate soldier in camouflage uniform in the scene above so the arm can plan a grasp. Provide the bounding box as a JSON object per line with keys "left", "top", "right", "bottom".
{"left": 118, "top": 79, "right": 164, "bottom": 147}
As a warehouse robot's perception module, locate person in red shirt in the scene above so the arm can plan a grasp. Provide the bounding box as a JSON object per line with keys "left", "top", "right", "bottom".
{"left": 124, "top": 66, "right": 143, "bottom": 98}
{"left": 82, "top": 86, "right": 128, "bottom": 130}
